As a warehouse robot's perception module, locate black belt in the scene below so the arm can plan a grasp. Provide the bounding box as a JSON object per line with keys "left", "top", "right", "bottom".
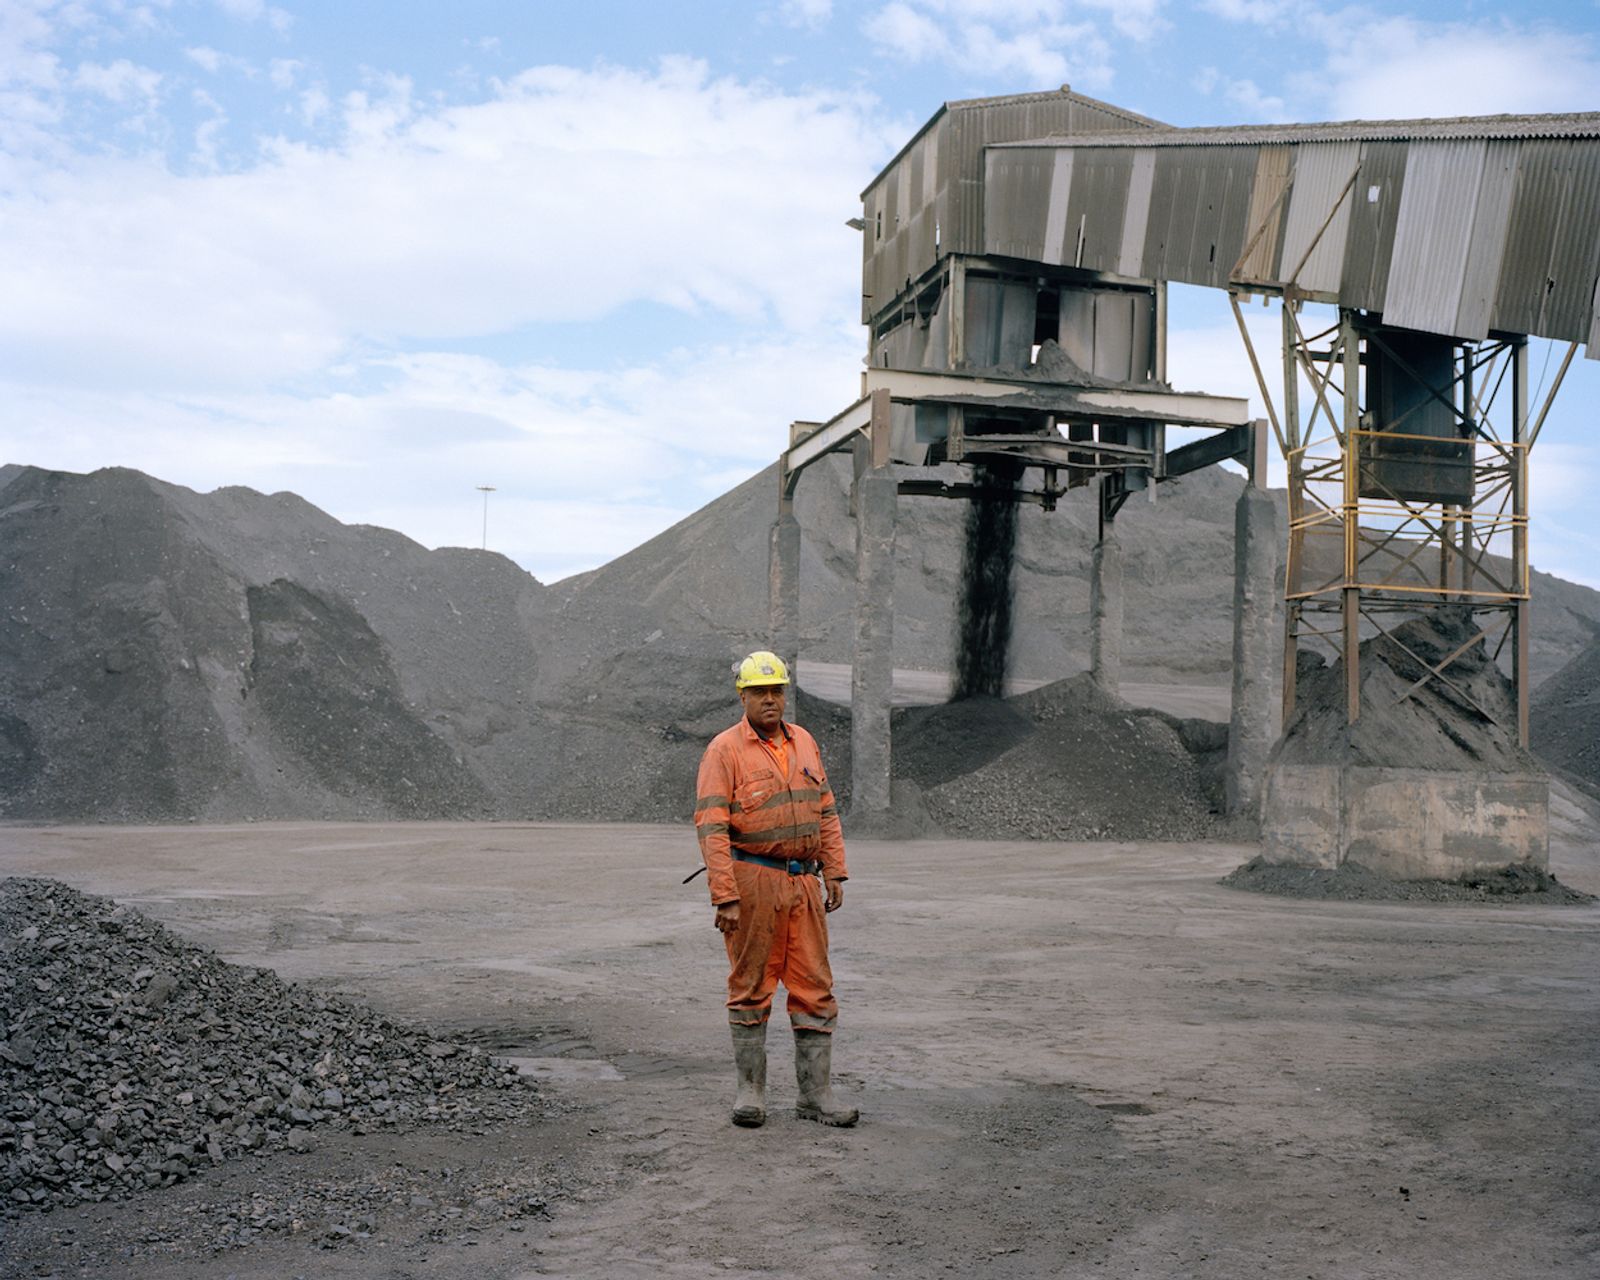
{"left": 732, "top": 848, "right": 822, "bottom": 876}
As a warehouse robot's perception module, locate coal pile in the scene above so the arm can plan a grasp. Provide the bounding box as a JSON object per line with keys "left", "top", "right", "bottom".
{"left": 8, "top": 460, "right": 1600, "bottom": 831}
{"left": 1275, "top": 606, "right": 1539, "bottom": 772}
{"left": 1222, "top": 855, "right": 1593, "bottom": 904}
{"left": 0, "top": 877, "right": 533, "bottom": 1215}
{"left": 897, "top": 674, "right": 1230, "bottom": 841}
{"left": 1531, "top": 629, "right": 1600, "bottom": 802}
{"left": 952, "top": 459, "right": 1023, "bottom": 700}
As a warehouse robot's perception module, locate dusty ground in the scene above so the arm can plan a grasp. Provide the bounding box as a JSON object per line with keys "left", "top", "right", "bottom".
{"left": 1, "top": 822, "right": 1597, "bottom": 1279}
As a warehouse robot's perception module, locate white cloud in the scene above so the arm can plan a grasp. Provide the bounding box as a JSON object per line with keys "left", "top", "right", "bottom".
{"left": 0, "top": 58, "right": 896, "bottom": 578}
{"left": 1198, "top": 0, "right": 1289, "bottom": 23}
{"left": 780, "top": 0, "right": 834, "bottom": 28}
{"left": 1194, "top": 66, "right": 1288, "bottom": 122}
{"left": 0, "top": 61, "right": 893, "bottom": 395}
{"left": 0, "top": 326, "right": 864, "bottom": 580}
{"left": 72, "top": 58, "right": 162, "bottom": 107}
{"left": 863, "top": 1, "right": 1113, "bottom": 89}
{"left": 864, "top": 3, "right": 950, "bottom": 62}
{"left": 187, "top": 46, "right": 255, "bottom": 77}
{"left": 1079, "top": 0, "right": 1166, "bottom": 42}
{"left": 1313, "top": 18, "right": 1600, "bottom": 118}
{"left": 212, "top": 0, "right": 291, "bottom": 35}
{"left": 268, "top": 57, "right": 299, "bottom": 89}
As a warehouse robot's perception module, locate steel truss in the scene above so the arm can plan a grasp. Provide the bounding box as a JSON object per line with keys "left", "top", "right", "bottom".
{"left": 1231, "top": 296, "right": 1573, "bottom": 748}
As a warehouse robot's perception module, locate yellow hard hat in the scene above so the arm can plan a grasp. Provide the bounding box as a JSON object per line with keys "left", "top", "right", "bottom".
{"left": 734, "top": 650, "right": 791, "bottom": 689}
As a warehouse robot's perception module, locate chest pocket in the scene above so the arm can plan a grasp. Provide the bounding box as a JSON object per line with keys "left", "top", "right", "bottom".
{"left": 733, "top": 769, "right": 780, "bottom": 822}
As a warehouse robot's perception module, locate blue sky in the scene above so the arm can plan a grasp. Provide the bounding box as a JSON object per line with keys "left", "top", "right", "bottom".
{"left": 3, "top": 0, "right": 1599, "bottom": 585}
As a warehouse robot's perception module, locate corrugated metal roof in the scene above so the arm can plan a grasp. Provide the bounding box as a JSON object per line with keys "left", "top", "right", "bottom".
{"left": 1062, "top": 147, "right": 1133, "bottom": 273}
{"left": 1142, "top": 146, "right": 1257, "bottom": 288}
{"left": 1385, "top": 140, "right": 1489, "bottom": 335}
{"left": 1237, "top": 145, "right": 1291, "bottom": 283}
{"left": 1340, "top": 142, "right": 1408, "bottom": 313}
{"left": 1454, "top": 141, "right": 1518, "bottom": 340}
{"left": 1118, "top": 150, "right": 1155, "bottom": 278}
{"left": 1041, "top": 149, "right": 1074, "bottom": 264}
{"left": 994, "top": 112, "right": 1600, "bottom": 149}
{"left": 862, "top": 87, "right": 1166, "bottom": 200}
{"left": 1279, "top": 142, "right": 1359, "bottom": 294}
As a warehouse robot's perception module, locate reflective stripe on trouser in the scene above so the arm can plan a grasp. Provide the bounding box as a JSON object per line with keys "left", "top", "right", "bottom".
{"left": 723, "top": 859, "right": 838, "bottom": 1032}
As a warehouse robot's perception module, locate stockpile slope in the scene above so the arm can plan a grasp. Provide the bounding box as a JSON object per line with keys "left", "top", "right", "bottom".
{"left": 1274, "top": 608, "right": 1538, "bottom": 772}
{"left": 7, "top": 458, "right": 1600, "bottom": 830}
{"left": 560, "top": 458, "right": 1263, "bottom": 685}
{"left": 0, "top": 467, "right": 540, "bottom": 821}
{"left": 1532, "top": 629, "right": 1600, "bottom": 802}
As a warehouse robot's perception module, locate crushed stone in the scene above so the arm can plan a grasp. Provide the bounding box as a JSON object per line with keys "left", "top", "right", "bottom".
{"left": 0, "top": 877, "right": 538, "bottom": 1217}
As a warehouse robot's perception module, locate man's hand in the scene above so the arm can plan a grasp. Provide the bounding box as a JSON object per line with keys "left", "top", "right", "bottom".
{"left": 714, "top": 901, "right": 741, "bottom": 934}
{"left": 825, "top": 878, "right": 845, "bottom": 912}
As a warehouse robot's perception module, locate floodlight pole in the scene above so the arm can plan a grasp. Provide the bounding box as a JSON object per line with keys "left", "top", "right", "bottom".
{"left": 476, "top": 485, "right": 496, "bottom": 550}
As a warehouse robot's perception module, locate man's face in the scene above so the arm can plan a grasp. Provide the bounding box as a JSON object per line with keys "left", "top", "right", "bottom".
{"left": 739, "top": 683, "right": 786, "bottom": 736}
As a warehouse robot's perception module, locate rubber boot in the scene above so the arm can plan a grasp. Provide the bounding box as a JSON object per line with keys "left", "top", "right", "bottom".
{"left": 730, "top": 1022, "right": 767, "bottom": 1128}
{"left": 794, "top": 1029, "right": 859, "bottom": 1127}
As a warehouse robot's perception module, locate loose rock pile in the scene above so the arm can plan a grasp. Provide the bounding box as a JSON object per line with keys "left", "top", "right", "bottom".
{"left": 899, "top": 674, "right": 1231, "bottom": 842}
{"left": 0, "top": 877, "right": 534, "bottom": 1215}
{"left": 1222, "top": 856, "right": 1593, "bottom": 904}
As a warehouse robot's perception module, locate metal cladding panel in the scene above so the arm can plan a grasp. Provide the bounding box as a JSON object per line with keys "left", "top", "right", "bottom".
{"left": 1041, "top": 149, "right": 1075, "bottom": 264}
{"left": 1341, "top": 141, "right": 1409, "bottom": 312}
{"left": 964, "top": 277, "right": 1037, "bottom": 368}
{"left": 944, "top": 97, "right": 1156, "bottom": 258}
{"left": 1280, "top": 142, "right": 1360, "bottom": 294}
{"left": 1539, "top": 141, "right": 1600, "bottom": 339}
{"left": 1142, "top": 146, "right": 1257, "bottom": 289}
{"left": 1118, "top": 149, "right": 1156, "bottom": 277}
{"left": 1494, "top": 139, "right": 1568, "bottom": 335}
{"left": 1384, "top": 140, "right": 1489, "bottom": 336}
{"left": 1062, "top": 148, "right": 1133, "bottom": 273}
{"left": 1238, "top": 145, "right": 1291, "bottom": 283}
{"left": 982, "top": 146, "right": 1052, "bottom": 261}
{"left": 1454, "top": 140, "right": 1518, "bottom": 340}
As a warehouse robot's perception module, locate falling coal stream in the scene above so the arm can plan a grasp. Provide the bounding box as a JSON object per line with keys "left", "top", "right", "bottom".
{"left": 952, "top": 458, "right": 1023, "bottom": 700}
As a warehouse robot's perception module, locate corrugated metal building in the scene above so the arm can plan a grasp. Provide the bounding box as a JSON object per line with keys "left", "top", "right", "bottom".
{"left": 973, "top": 113, "right": 1600, "bottom": 350}
{"left": 859, "top": 88, "right": 1165, "bottom": 323}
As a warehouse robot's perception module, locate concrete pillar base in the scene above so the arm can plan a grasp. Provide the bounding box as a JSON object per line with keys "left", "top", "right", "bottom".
{"left": 768, "top": 512, "right": 801, "bottom": 670}
{"left": 850, "top": 470, "right": 896, "bottom": 815}
{"left": 1225, "top": 485, "right": 1280, "bottom": 818}
{"left": 1260, "top": 762, "right": 1550, "bottom": 878}
{"left": 1089, "top": 530, "right": 1123, "bottom": 695}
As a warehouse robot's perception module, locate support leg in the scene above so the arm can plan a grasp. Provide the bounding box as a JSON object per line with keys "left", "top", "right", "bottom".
{"left": 1226, "top": 482, "right": 1281, "bottom": 817}
{"left": 1089, "top": 515, "right": 1124, "bottom": 696}
{"left": 851, "top": 470, "right": 896, "bottom": 815}
{"left": 768, "top": 502, "right": 800, "bottom": 671}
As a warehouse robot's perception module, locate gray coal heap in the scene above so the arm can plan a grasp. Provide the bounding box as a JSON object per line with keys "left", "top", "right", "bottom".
{"left": 1275, "top": 607, "right": 1540, "bottom": 773}
{"left": 0, "top": 877, "right": 533, "bottom": 1215}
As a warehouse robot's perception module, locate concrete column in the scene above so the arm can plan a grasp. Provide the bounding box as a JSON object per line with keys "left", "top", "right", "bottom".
{"left": 1226, "top": 484, "right": 1282, "bottom": 818}
{"left": 768, "top": 509, "right": 800, "bottom": 671}
{"left": 1089, "top": 528, "right": 1123, "bottom": 695}
{"left": 851, "top": 469, "right": 896, "bottom": 815}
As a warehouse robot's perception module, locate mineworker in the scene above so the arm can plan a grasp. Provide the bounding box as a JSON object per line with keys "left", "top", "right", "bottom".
{"left": 693, "top": 650, "right": 858, "bottom": 1129}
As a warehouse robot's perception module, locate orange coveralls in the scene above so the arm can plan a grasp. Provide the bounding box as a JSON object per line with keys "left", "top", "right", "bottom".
{"left": 694, "top": 717, "right": 848, "bottom": 1032}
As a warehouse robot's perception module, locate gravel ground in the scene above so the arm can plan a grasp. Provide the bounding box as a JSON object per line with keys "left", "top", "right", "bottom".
{"left": 1, "top": 822, "right": 1597, "bottom": 1279}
